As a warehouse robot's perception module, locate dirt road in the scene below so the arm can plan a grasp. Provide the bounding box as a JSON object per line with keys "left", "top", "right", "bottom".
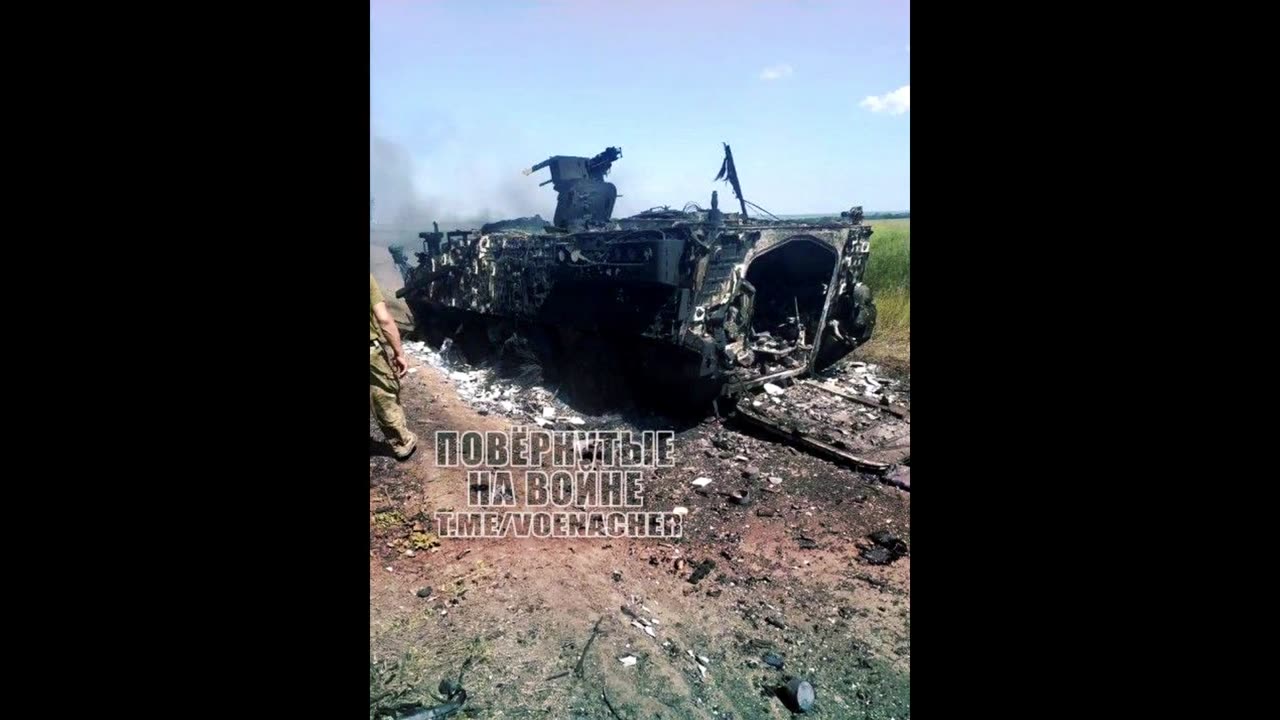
{"left": 370, "top": 353, "right": 910, "bottom": 719}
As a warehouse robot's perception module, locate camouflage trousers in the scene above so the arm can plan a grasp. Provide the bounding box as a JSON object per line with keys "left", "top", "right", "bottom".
{"left": 370, "top": 342, "right": 414, "bottom": 453}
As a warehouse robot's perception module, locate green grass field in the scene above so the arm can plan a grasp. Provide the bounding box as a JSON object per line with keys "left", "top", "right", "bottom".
{"left": 860, "top": 219, "right": 910, "bottom": 371}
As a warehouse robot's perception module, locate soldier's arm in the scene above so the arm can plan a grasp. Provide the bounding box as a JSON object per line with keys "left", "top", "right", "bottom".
{"left": 373, "top": 301, "right": 409, "bottom": 376}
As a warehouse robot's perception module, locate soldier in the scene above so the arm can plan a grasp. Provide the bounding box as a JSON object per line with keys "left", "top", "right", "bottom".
{"left": 370, "top": 273, "right": 418, "bottom": 460}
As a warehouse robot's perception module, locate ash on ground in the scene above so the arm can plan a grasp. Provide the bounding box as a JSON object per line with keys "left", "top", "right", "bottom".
{"left": 403, "top": 338, "right": 909, "bottom": 491}
{"left": 405, "top": 338, "right": 601, "bottom": 430}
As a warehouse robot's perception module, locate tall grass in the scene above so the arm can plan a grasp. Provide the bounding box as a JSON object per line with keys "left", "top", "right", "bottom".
{"left": 864, "top": 220, "right": 910, "bottom": 292}
{"left": 860, "top": 219, "right": 910, "bottom": 370}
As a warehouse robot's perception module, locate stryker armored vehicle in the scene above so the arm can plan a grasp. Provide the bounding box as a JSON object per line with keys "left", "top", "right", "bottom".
{"left": 389, "top": 145, "right": 877, "bottom": 410}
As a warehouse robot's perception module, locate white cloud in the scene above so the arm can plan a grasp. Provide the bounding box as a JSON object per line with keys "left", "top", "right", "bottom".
{"left": 860, "top": 85, "right": 910, "bottom": 115}
{"left": 759, "top": 64, "right": 793, "bottom": 81}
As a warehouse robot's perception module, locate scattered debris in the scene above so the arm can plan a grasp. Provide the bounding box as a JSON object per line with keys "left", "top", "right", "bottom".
{"left": 618, "top": 655, "right": 637, "bottom": 667}
{"left": 860, "top": 530, "right": 909, "bottom": 565}
{"left": 573, "top": 617, "right": 604, "bottom": 678}
{"left": 416, "top": 587, "right": 433, "bottom": 598}
{"left": 692, "top": 477, "right": 713, "bottom": 488}
{"left": 388, "top": 677, "right": 469, "bottom": 720}
{"left": 870, "top": 530, "right": 907, "bottom": 551}
{"left": 672, "top": 506, "right": 689, "bottom": 516}
{"left": 688, "top": 559, "right": 717, "bottom": 584}
{"left": 801, "top": 379, "right": 909, "bottom": 420}
{"left": 629, "top": 619, "right": 657, "bottom": 638}
{"left": 764, "top": 383, "right": 785, "bottom": 397}
{"left": 764, "top": 653, "right": 785, "bottom": 669}
{"left": 733, "top": 401, "right": 892, "bottom": 474}
{"left": 883, "top": 465, "right": 911, "bottom": 491}
{"left": 779, "top": 677, "right": 816, "bottom": 714}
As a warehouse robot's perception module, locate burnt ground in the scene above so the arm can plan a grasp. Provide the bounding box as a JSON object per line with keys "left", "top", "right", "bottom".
{"left": 369, "top": 349, "right": 910, "bottom": 719}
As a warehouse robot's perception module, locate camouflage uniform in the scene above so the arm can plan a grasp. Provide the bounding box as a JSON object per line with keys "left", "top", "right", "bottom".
{"left": 370, "top": 274, "right": 416, "bottom": 458}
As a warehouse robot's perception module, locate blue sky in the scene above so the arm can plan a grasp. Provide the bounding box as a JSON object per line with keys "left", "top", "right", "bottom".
{"left": 370, "top": 0, "right": 909, "bottom": 225}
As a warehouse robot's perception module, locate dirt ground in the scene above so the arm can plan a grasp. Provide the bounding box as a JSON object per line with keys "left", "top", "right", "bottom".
{"left": 369, "top": 348, "right": 910, "bottom": 719}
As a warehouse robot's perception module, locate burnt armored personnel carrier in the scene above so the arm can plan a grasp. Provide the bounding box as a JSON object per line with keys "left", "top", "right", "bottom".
{"left": 390, "top": 145, "right": 877, "bottom": 410}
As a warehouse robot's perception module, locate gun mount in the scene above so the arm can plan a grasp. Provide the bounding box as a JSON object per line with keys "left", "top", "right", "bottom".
{"left": 525, "top": 146, "right": 622, "bottom": 232}
{"left": 393, "top": 144, "right": 877, "bottom": 412}
{"left": 417, "top": 221, "right": 444, "bottom": 257}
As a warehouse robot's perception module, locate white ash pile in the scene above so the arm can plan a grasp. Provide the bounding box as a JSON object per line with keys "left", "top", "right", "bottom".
{"left": 815, "top": 360, "right": 906, "bottom": 406}
{"left": 402, "top": 339, "right": 598, "bottom": 429}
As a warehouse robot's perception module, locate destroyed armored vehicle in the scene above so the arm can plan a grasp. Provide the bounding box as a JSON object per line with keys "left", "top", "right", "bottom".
{"left": 389, "top": 145, "right": 877, "bottom": 410}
